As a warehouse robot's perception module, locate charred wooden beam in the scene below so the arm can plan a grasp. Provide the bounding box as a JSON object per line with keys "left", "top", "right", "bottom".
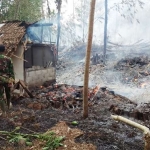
{"left": 19, "top": 80, "right": 34, "bottom": 98}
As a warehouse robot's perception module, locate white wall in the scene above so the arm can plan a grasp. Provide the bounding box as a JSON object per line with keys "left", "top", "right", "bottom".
{"left": 11, "top": 44, "right": 56, "bottom": 86}
{"left": 11, "top": 44, "right": 24, "bottom": 81}
{"left": 25, "top": 67, "right": 55, "bottom": 86}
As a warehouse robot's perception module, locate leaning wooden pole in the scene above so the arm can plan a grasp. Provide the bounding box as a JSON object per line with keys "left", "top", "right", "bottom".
{"left": 83, "top": 0, "right": 96, "bottom": 119}
{"left": 111, "top": 115, "right": 150, "bottom": 150}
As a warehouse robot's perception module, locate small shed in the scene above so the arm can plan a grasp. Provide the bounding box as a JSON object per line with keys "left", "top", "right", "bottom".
{"left": 0, "top": 20, "right": 57, "bottom": 86}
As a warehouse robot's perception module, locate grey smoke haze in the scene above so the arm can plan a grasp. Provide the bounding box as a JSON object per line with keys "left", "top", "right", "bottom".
{"left": 57, "top": 43, "right": 150, "bottom": 104}
{"left": 60, "top": 0, "right": 150, "bottom": 46}
{"left": 97, "top": 0, "right": 150, "bottom": 45}
{"left": 56, "top": 0, "right": 150, "bottom": 104}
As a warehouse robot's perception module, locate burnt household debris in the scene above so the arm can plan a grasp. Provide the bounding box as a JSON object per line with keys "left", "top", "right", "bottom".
{"left": 0, "top": 37, "right": 150, "bottom": 150}
{"left": 0, "top": 20, "right": 57, "bottom": 88}
{"left": 1, "top": 21, "right": 150, "bottom": 149}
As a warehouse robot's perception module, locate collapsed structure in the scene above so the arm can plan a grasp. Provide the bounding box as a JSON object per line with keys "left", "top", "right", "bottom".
{"left": 0, "top": 20, "right": 57, "bottom": 86}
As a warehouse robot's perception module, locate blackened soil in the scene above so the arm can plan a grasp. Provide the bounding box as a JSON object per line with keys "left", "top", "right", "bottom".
{"left": 0, "top": 90, "right": 145, "bottom": 150}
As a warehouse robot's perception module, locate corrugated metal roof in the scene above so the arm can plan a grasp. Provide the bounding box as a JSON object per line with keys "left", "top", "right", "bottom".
{"left": 0, "top": 21, "right": 27, "bottom": 56}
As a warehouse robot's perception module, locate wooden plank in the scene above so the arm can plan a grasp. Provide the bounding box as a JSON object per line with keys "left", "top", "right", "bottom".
{"left": 19, "top": 80, "right": 34, "bottom": 98}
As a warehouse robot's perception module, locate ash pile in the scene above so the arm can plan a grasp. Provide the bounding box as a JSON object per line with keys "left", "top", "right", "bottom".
{"left": 114, "top": 55, "right": 150, "bottom": 87}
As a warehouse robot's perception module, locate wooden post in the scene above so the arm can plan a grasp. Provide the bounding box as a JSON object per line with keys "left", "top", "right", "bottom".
{"left": 83, "top": 0, "right": 96, "bottom": 119}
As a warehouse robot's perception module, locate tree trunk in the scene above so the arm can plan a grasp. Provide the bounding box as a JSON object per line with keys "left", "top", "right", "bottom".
{"left": 82, "top": 0, "right": 85, "bottom": 43}
{"left": 56, "top": 0, "right": 61, "bottom": 61}
{"left": 103, "top": 0, "right": 108, "bottom": 64}
{"left": 46, "top": 0, "right": 51, "bottom": 16}
{"left": 14, "top": 0, "right": 20, "bottom": 20}
{"left": 0, "top": 0, "right": 3, "bottom": 21}
{"left": 83, "top": 0, "right": 96, "bottom": 119}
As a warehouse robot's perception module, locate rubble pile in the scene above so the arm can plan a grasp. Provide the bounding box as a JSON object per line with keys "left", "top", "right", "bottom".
{"left": 109, "top": 102, "right": 150, "bottom": 122}
{"left": 91, "top": 52, "right": 116, "bottom": 65}
{"left": 113, "top": 56, "right": 150, "bottom": 87}
{"left": 13, "top": 84, "right": 101, "bottom": 111}
{"left": 2, "top": 43, "right": 150, "bottom": 149}
{"left": 1, "top": 83, "right": 148, "bottom": 150}
{"left": 91, "top": 53, "right": 104, "bottom": 65}
{"left": 115, "top": 56, "right": 149, "bottom": 70}
{"left": 14, "top": 83, "right": 150, "bottom": 123}
{"left": 14, "top": 82, "right": 146, "bottom": 115}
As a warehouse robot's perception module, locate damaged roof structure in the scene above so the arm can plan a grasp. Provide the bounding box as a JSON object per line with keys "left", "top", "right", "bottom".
{"left": 0, "top": 21, "right": 29, "bottom": 56}
{"left": 0, "top": 20, "right": 57, "bottom": 86}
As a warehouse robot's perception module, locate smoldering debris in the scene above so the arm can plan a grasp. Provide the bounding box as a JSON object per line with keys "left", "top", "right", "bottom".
{"left": 114, "top": 55, "right": 150, "bottom": 85}
{"left": 12, "top": 84, "right": 101, "bottom": 111}
{"left": 56, "top": 43, "right": 150, "bottom": 105}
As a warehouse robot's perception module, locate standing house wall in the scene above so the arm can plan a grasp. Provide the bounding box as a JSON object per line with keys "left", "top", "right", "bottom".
{"left": 24, "top": 44, "right": 56, "bottom": 86}
{"left": 11, "top": 43, "right": 56, "bottom": 86}
{"left": 25, "top": 67, "right": 55, "bottom": 86}
{"left": 0, "top": 21, "right": 56, "bottom": 87}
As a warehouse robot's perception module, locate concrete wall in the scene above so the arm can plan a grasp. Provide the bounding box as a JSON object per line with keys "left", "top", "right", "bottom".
{"left": 11, "top": 43, "right": 56, "bottom": 87}
{"left": 25, "top": 67, "right": 55, "bottom": 86}
{"left": 11, "top": 44, "right": 24, "bottom": 81}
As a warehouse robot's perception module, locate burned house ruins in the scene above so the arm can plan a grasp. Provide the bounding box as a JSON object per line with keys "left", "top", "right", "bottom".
{"left": 0, "top": 20, "right": 57, "bottom": 86}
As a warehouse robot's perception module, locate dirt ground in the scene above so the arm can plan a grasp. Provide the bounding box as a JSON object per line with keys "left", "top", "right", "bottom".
{"left": 1, "top": 44, "right": 150, "bottom": 150}
{"left": 0, "top": 86, "right": 146, "bottom": 150}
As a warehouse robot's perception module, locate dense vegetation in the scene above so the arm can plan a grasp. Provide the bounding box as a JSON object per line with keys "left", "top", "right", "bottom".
{"left": 0, "top": 0, "right": 45, "bottom": 22}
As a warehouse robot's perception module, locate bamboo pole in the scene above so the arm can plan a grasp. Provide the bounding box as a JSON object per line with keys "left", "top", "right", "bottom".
{"left": 83, "top": 0, "right": 96, "bottom": 119}
{"left": 111, "top": 115, "right": 150, "bottom": 150}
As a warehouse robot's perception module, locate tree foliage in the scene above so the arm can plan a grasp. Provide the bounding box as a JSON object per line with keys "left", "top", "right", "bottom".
{"left": 111, "top": 0, "right": 145, "bottom": 23}
{"left": 58, "top": 0, "right": 145, "bottom": 47}
{"left": 0, "top": 0, "right": 43, "bottom": 22}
